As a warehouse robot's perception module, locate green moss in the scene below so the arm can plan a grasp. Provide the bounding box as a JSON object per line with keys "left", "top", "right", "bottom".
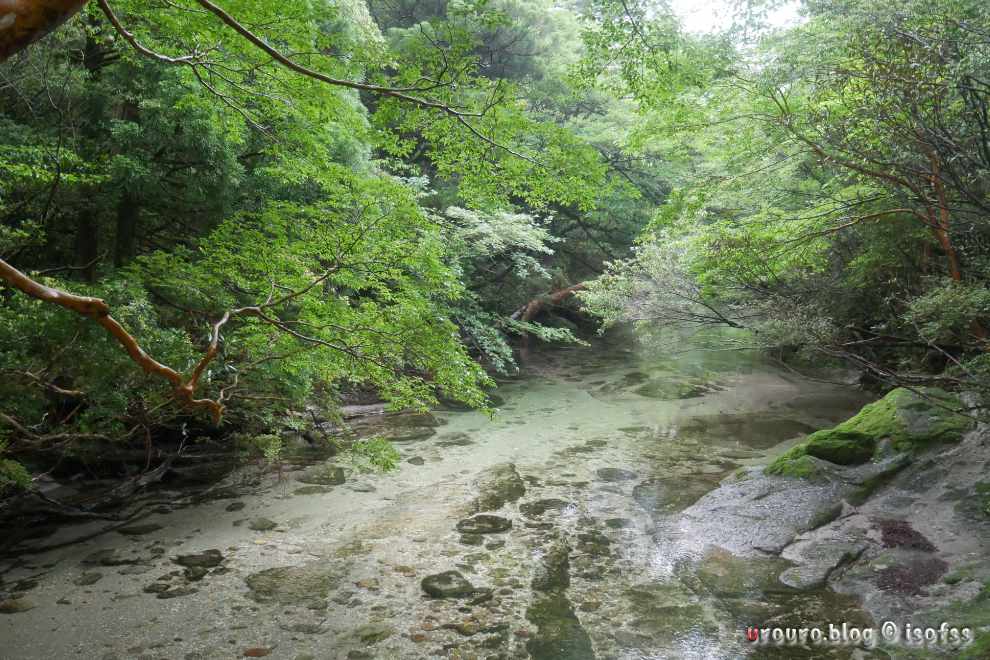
{"left": 765, "top": 449, "right": 822, "bottom": 479}
{"left": 804, "top": 429, "right": 876, "bottom": 465}
{"left": 766, "top": 388, "right": 973, "bottom": 480}
{"left": 0, "top": 458, "right": 31, "bottom": 494}
{"left": 959, "top": 632, "right": 990, "bottom": 660}
{"left": 832, "top": 387, "right": 973, "bottom": 452}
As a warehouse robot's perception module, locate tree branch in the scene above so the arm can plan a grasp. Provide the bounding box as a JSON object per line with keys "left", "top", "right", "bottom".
{"left": 0, "top": 0, "right": 88, "bottom": 62}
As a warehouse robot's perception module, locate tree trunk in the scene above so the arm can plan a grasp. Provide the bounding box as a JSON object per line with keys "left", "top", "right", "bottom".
{"left": 0, "top": 0, "right": 89, "bottom": 62}
{"left": 114, "top": 192, "right": 138, "bottom": 266}
{"left": 74, "top": 207, "right": 98, "bottom": 281}
{"left": 928, "top": 155, "right": 962, "bottom": 282}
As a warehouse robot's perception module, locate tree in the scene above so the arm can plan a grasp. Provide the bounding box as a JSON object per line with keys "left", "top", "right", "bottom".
{"left": 0, "top": 0, "right": 626, "bottom": 490}
{"left": 576, "top": 0, "right": 990, "bottom": 391}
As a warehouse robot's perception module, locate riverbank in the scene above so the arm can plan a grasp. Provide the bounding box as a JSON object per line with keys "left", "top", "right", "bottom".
{"left": 686, "top": 387, "right": 990, "bottom": 658}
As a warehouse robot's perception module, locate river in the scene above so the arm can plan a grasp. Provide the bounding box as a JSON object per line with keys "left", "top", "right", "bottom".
{"left": 0, "top": 330, "right": 877, "bottom": 659}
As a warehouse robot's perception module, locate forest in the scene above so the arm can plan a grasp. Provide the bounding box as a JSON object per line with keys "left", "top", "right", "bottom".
{"left": 2, "top": 0, "right": 990, "bottom": 659}
{"left": 2, "top": 0, "right": 985, "bottom": 494}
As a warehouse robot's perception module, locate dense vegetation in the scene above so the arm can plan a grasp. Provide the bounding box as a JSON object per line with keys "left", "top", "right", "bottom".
{"left": 2, "top": 0, "right": 989, "bottom": 494}
{"left": 581, "top": 0, "right": 990, "bottom": 388}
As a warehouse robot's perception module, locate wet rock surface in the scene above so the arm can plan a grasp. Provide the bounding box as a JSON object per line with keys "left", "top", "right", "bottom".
{"left": 245, "top": 563, "right": 344, "bottom": 609}
{"left": 471, "top": 463, "right": 525, "bottom": 512}
{"left": 455, "top": 514, "right": 512, "bottom": 534}
{"left": 420, "top": 570, "right": 477, "bottom": 598}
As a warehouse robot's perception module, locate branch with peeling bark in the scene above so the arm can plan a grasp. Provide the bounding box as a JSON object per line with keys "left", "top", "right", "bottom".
{"left": 0, "top": 257, "right": 232, "bottom": 421}
{"left": 0, "top": 255, "right": 366, "bottom": 425}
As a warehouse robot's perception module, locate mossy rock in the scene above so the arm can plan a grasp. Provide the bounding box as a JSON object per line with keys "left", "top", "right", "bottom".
{"left": 765, "top": 447, "right": 824, "bottom": 479}
{"left": 804, "top": 429, "right": 876, "bottom": 465}
{"left": 767, "top": 388, "right": 973, "bottom": 477}
{"left": 833, "top": 387, "right": 972, "bottom": 452}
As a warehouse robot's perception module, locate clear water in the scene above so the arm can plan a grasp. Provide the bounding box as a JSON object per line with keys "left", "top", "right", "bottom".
{"left": 0, "top": 330, "right": 879, "bottom": 659}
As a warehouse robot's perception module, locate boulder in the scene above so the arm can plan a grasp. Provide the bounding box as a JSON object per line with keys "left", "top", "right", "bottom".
{"left": 297, "top": 464, "right": 346, "bottom": 486}
{"left": 767, "top": 388, "right": 973, "bottom": 476}
{"left": 174, "top": 549, "right": 224, "bottom": 568}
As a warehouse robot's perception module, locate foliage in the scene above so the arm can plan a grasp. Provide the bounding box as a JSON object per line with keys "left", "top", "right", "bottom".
{"left": 350, "top": 435, "right": 401, "bottom": 473}
{"left": 8, "top": 0, "right": 989, "bottom": 495}
{"left": 577, "top": 0, "right": 990, "bottom": 395}
{"left": 0, "top": 0, "right": 659, "bottom": 491}
{"left": 239, "top": 434, "right": 285, "bottom": 463}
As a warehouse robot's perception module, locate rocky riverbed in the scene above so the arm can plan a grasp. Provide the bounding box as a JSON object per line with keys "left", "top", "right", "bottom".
{"left": 7, "top": 335, "right": 977, "bottom": 659}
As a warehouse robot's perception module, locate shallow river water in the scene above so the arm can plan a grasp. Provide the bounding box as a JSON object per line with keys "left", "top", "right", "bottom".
{"left": 0, "top": 333, "right": 877, "bottom": 659}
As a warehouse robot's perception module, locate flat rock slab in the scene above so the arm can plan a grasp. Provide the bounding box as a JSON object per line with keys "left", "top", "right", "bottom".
{"left": 685, "top": 454, "right": 920, "bottom": 559}
{"left": 421, "top": 570, "right": 477, "bottom": 598}
{"left": 596, "top": 467, "right": 639, "bottom": 482}
{"left": 456, "top": 514, "right": 512, "bottom": 534}
{"left": 248, "top": 517, "right": 278, "bottom": 531}
{"left": 676, "top": 465, "right": 849, "bottom": 556}
{"left": 174, "top": 549, "right": 224, "bottom": 568}
{"left": 780, "top": 535, "right": 868, "bottom": 590}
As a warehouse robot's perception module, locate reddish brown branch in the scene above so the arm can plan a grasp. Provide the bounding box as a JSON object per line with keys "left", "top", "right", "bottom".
{"left": 511, "top": 283, "right": 587, "bottom": 323}
{"left": 0, "top": 0, "right": 89, "bottom": 62}
{"left": 0, "top": 257, "right": 224, "bottom": 422}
